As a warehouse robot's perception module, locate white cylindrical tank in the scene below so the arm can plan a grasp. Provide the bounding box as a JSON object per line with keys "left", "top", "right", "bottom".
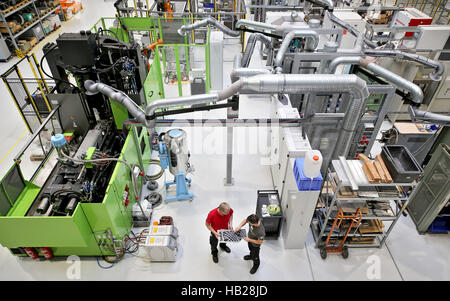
{"left": 303, "top": 150, "right": 322, "bottom": 178}
{"left": 163, "top": 129, "right": 190, "bottom": 176}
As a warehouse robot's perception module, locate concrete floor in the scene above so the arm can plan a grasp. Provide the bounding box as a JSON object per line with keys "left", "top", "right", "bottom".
{"left": 0, "top": 0, "right": 449, "bottom": 281}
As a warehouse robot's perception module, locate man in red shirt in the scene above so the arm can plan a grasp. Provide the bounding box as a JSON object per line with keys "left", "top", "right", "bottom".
{"left": 205, "top": 202, "right": 234, "bottom": 263}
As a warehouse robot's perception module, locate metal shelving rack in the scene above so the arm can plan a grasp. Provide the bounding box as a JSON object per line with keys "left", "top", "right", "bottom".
{"left": 0, "top": 0, "right": 63, "bottom": 55}
{"left": 311, "top": 164, "right": 419, "bottom": 249}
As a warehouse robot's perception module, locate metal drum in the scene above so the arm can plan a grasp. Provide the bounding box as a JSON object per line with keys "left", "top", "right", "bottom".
{"left": 163, "top": 129, "right": 190, "bottom": 176}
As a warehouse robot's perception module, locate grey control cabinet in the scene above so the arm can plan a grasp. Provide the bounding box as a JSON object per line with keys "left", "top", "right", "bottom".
{"left": 407, "top": 144, "right": 450, "bottom": 234}
{"left": 281, "top": 158, "right": 321, "bottom": 249}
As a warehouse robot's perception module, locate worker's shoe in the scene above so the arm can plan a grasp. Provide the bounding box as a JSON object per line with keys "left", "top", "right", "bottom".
{"left": 249, "top": 265, "right": 259, "bottom": 274}
{"left": 243, "top": 255, "right": 252, "bottom": 261}
{"left": 212, "top": 255, "right": 218, "bottom": 263}
{"left": 220, "top": 245, "right": 231, "bottom": 253}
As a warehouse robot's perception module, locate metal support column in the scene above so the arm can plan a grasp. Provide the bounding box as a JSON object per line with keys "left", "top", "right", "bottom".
{"left": 224, "top": 107, "right": 238, "bottom": 186}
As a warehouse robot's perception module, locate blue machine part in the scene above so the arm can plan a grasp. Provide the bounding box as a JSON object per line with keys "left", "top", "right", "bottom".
{"left": 51, "top": 134, "right": 66, "bottom": 147}
{"left": 168, "top": 129, "right": 182, "bottom": 138}
{"left": 293, "top": 158, "right": 323, "bottom": 191}
{"left": 164, "top": 172, "right": 193, "bottom": 202}
{"left": 158, "top": 141, "right": 170, "bottom": 170}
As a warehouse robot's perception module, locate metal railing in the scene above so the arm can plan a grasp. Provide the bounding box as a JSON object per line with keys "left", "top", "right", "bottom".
{"left": 1, "top": 53, "right": 54, "bottom": 134}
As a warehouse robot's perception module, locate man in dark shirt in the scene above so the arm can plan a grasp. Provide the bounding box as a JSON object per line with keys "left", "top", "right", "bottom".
{"left": 205, "top": 202, "right": 234, "bottom": 263}
{"left": 235, "top": 214, "right": 265, "bottom": 274}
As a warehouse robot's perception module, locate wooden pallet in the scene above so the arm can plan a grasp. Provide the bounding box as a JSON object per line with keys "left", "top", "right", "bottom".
{"left": 13, "top": 1, "right": 25, "bottom": 10}
{"left": 2, "top": 0, "right": 32, "bottom": 15}
{"left": 15, "top": 42, "right": 34, "bottom": 58}
{"left": 28, "top": 37, "right": 38, "bottom": 47}
{"left": 372, "top": 20, "right": 389, "bottom": 25}
{"left": 48, "top": 24, "right": 61, "bottom": 33}
{"left": 0, "top": 24, "right": 21, "bottom": 34}
{"left": 359, "top": 219, "right": 384, "bottom": 234}
{"left": 39, "top": 8, "right": 52, "bottom": 17}
{"left": 2, "top": 6, "right": 14, "bottom": 15}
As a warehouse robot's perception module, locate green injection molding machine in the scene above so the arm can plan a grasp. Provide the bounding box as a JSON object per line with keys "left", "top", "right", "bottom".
{"left": 0, "top": 124, "right": 151, "bottom": 258}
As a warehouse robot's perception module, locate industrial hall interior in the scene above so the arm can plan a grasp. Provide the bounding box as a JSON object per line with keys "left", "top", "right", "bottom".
{"left": 0, "top": 0, "right": 448, "bottom": 282}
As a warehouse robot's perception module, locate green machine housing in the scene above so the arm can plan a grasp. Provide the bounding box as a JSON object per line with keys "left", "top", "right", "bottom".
{"left": 0, "top": 15, "right": 203, "bottom": 258}
{"left": 0, "top": 125, "right": 151, "bottom": 257}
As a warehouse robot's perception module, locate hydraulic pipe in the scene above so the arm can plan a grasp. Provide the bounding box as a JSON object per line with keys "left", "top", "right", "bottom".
{"left": 178, "top": 17, "right": 240, "bottom": 37}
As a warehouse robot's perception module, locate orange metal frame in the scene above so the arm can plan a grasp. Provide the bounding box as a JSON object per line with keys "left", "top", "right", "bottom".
{"left": 324, "top": 208, "right": 363, "bottom": 253}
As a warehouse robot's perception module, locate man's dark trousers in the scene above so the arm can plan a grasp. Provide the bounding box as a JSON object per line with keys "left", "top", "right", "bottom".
{"left": 210, "top": 232, "right": 228, "bottom": 256}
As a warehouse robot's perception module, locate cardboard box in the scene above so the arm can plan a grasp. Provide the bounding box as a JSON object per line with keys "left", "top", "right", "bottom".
{"left": 65, "top": 9, "right": 73, "bottom": 19}
{"left": 60, "top": 0, "right": 75, "bottom": 8}
{"left": 48, "top": 14, "right": 61, "bottom": 28}
{"left": 0, "top": 21, "right": 16, "bottom": 28}
{"left": 28, "top": 37, "right": 38, "bottom": 46}
{"left": 67, "top": 2, "right": 82, "bottom": 14}
{"left": 18, "top": 41, "right": 32, "bottom": 54}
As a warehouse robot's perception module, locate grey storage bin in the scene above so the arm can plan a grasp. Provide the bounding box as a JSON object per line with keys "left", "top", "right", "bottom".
{"left": 381, "top": 145, "right": 423, "bottom": 183}
{"left": 23, "top": 25, "right": 45, "bottom": 41}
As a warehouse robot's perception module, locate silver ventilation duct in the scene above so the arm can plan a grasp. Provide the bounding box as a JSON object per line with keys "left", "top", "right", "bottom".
{"left": 234, "top": 53, "right": 243, "bottom": 69}
{"left": 239, "top": 74, "right": 369, "bottom": 99}
{"left": 178, "top": 17, "right": 240, "bottom": 37}
{"left": 408, "top": 106, "right": 450, "bottom": 124}
{"left": 363, "top": 49, "right": 445, "bottom": 81}
{"left": 230, "top": 68, "right": 271, "bottom": 83}
{"left": 326, "top": 11, "right": 377, "bottom": 49}
{"left": 330, "top": 57, "right": 449, "bottom": 124}
{"left": 328, "top": 56, "right": 362, "bottom": 74}
{"left": 84, "top": 80, "right": 148, "bottom": 126}
{"left": 317, "top": 0, "right": 334, "bottom": 10}
{"left": 274, "top": 30, "right": 320, "bottom": 70}
{"left": 235, "top": 19, "right": 277, "bottom": 31}
{"left": 87, "top": 74, "right": 370, "bottom": 160}
{"left": 242, "top": 33, "right": 273, "bottom": 68}
{"left": 328, "top": 57, "right": 424, "bottom": 104}
{"left": 144, "top": 81, "right": 244, "bottom": 128}
{"left": 360, "top": 58, "right": 423, "bottom": 104}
